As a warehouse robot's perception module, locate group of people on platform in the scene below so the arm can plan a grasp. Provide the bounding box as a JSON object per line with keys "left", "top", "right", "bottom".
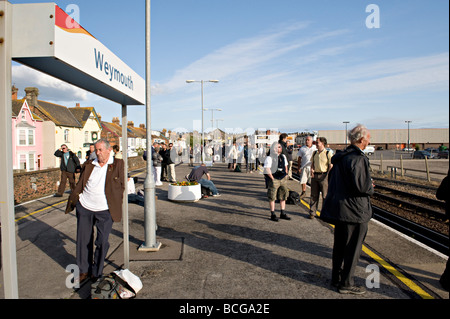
{"left": 144, "top": 141, "right": 177, "bottom": 186}
{"left": 52, "top": 123, "right": 448, "bottom": 295}
{"left": 261, "top": 124, "right": 376, "bottom": 295}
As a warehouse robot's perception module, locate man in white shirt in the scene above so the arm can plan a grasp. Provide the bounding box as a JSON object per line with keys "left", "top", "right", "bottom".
{"left": 297, "top": 136, "right": 317, "bottom": 198}
{"left": 65, "top": 139, "right": 125, "bottom": 283}
{"left": 264, "top": 142, "right": 291, "bottom": 222}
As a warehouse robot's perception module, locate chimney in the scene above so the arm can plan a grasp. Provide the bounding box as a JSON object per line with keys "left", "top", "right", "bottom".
{"left": 75, "top": 103, "right": 80, "bottom": 107}
{"left": 139, "top": 124, "right": 145, "bottom": 129}
{"left": 25, "top": 87, "right": 39, "bottom": 112}
{"left": 127, "top": 121, "right": 134, "bottom": 128}
{"left": 12, "top": 85, "right": 18, "bottom": 100}
{"left": 112, "top": 117, "right": 120, "bottom": 125}
{"left": 97, "top": 113, "right": 102, "bottom": 122}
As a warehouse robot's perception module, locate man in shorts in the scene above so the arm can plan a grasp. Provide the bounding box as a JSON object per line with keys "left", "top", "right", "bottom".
{"left": 297, "top": 135, "right": 317, "bottom": 198}
{"left": 264, "top": 142, "right": 291, "bottom": 222}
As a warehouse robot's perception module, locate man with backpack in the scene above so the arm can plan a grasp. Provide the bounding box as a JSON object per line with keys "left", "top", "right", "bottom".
{"left": 308, "top": 137, "right": 333, "bottom": 219}
{"left": 264, "top": 142, "right": 291, "bottom": 222}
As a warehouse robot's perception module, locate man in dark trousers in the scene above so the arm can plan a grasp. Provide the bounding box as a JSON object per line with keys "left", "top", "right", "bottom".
{"left": 320, "top": 124, "right": 374, "bottom": 295}
{"left": 436, "top": 170, "right": 449, "bottom": 291}
{"left": 65, "top": 138, "right": 125, "bottom": 283}
{"left": 54, "top": 144, "right": 81, "bottom": 197}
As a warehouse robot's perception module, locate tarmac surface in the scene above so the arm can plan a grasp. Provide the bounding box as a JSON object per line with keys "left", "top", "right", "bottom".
{"left": 1, "top": 161, "right": 448, "bottom": 306}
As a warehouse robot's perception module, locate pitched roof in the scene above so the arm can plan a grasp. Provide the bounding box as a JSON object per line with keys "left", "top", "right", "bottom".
{"left": 127, "top": 124, "right": 146, "bottom": 139}
{"left": 35, "top": 100, "right": 82, "bottom": 127}
{"left": 12, "top": 99, "right": 44, "bottom": 121}
{"left": 101, "top": 121, "right": 138, "bottom": 138}
{"left": 69, "top": 106, "right": 101, "bottom": 128}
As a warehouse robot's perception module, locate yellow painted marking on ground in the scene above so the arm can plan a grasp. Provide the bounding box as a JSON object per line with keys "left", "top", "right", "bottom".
{"left": 362, "top": 245, "right": 434, "bottom": 299}
{"left": 299, "top": 200, "right": 434, "bottom": 299}
{"left": 14, "top": 200, "right": 67, "bottom": 222}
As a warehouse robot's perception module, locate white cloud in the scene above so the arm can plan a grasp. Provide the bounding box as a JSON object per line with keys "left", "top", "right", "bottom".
{"left": 12, "top": 64, "right": 90, "bottom": 103}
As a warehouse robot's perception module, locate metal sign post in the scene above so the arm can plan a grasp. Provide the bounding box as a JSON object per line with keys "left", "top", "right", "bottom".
{"left": 0, "top": 0, "right": 19, "bottom": 298}
{"left": 1, "top": 1, "right": 146, "bottom": 297}
{"left": 139, "top": 0, "right": 161, "bottom": 252}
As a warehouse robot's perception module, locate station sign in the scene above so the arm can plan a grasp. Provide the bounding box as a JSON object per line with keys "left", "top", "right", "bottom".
{"left": 11, "top": 3, "right": 145, "bottom": 106}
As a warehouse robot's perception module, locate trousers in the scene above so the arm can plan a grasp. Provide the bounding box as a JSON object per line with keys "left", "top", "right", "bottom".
{"left": 76, "top": 202, "right": 113, "bottom": 278}
{"left": 57, "top": 170, "right": 76, "bottom": 196}
{"left": 332, "top": 221, "right": 368, "bottom": 287}
{"left": 198, "top": 179, "right": 219, "bottom": 195}
{"left": 309, "top": 172, "right": 328, "bottom": 213}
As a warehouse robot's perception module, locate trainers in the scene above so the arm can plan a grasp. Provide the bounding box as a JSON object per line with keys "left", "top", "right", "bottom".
{"left": 308, "top": 212, "right": 316, "bottom": 219}
{"left": 338, "top": 285, "right": 366, "bottom": 295}
{"left": 212, "top": 193, "right": 221, "bottom": 197}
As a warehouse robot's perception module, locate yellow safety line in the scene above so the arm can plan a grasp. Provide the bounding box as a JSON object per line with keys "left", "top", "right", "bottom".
{"left": 300, "top": 199, "right": 434, "bottom": 299}
{"left": 14, "top": 200, "right": 68, "bottom": 223}
{"left": 362, "top": 246, "right": 434, "bottom": 299}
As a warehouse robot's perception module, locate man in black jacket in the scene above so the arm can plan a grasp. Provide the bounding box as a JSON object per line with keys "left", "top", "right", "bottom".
{"left": 54, "top": 144, "right": 81, "bottom": 197}
{"left": 320, "top": 124, "right": 374, "bottom": 295}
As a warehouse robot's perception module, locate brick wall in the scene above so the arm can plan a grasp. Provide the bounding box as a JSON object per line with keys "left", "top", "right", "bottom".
{"left": 13, "top": 156, "right": 146, "bottom": 204}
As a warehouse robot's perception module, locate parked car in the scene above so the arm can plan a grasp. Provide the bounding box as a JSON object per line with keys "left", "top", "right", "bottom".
{"left": 402, "top": 147, "right": 414, "bottom": 152}
{"left": 363, "top": 146, "right": 375, "bottom": 155}
{"left": 425, "top": 148, "right": 439, "bottom": 153}
{"left": 437, "top": 150, "right": 449, "bottom": 159}
{"left": 412, "top": 150, "right": 434, "bottom": 159}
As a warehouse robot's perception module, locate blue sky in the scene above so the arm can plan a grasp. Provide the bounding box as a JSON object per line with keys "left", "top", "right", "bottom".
{"left": 11, "top": 0, "right": 449, "bottom": 133}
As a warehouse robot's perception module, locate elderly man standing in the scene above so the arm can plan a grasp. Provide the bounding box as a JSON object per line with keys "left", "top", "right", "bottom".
{"left": 65, "top": 138, "right": 125, "bottom": 283}
{"left": 320, "top": 124, "right": 374, "bottom": 295}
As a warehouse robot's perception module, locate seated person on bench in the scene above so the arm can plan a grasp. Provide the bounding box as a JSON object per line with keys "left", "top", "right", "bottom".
{"left": 186, "top": 163, "right": 221, "bottom": 197}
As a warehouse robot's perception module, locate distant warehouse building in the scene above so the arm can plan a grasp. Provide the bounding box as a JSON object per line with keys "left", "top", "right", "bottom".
{"left": 318, "top": 128, "right": 449, "bottom": 150}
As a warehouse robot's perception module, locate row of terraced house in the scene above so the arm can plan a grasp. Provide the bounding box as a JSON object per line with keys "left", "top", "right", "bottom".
{"left": 11, "top": 86, "right": 168, "bottom": 172}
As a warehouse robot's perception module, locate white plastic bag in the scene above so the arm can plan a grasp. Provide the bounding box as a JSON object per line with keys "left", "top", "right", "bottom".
{"left": 113, "top": 269, "right": 143, "bottom": 297}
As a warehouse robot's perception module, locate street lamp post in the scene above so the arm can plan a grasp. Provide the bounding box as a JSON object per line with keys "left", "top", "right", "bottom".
{"left": 405, "top": 120, "right": 412, "bottom": 151}
{"left": 205, "top": 108, "right": 222, "bottom": 130}
{"left": 216, "top": 119, "right": 224, "bottom": 130}
{"left": 186, "top": 80, "right": 219, "bottom": 163}
{"left": 343, "top": 121, "right": 349, "bottom": 146}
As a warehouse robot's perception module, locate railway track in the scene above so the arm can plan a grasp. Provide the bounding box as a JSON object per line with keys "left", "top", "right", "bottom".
{"left": 373, "top": 188, "right": 446, "bottom": 222}
{"left": 290, "top": 161, "right": 449, "bottom": 255}
{"left": 372, "top": 206, "right": 449, "bottom": 256}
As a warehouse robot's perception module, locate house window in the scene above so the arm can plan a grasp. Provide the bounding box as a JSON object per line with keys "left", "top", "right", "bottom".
{"left": 28, "top": 129, "right": 35, "bottom": 146}
{"left": 64, "top": 129, "right": 69, "bottom": 143}
{"left": 19, "top": 129, "right": 26, "bottom": 145}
